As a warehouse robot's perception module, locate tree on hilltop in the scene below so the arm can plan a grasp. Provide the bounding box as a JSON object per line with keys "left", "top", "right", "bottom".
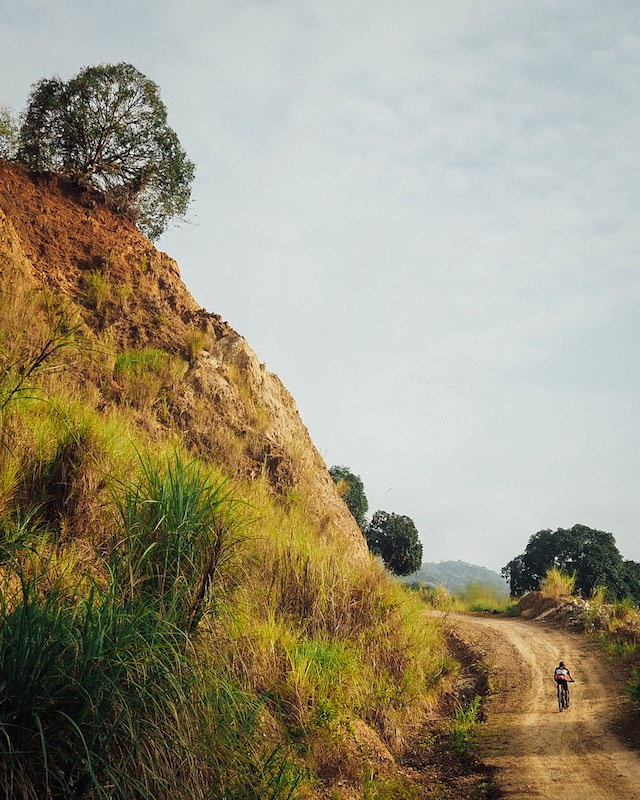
{"left": 329, "top": 465, "right": 368, "bottom": 531}
{"left": 502, "top": 523, "right": 640, "bottom": 601}
{"left": 0, "top": 106, "right": 17, "bottom": 159}
{"left": 365, "top": 510, "right": 423, "bottom": 576}
{"left": 17, "top": 63, "right": 194, "bottom": 240}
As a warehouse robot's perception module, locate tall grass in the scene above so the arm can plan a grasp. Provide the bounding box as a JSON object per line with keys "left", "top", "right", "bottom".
{"left": 0, "top": 310, "right": 78, "bottom": 436}
{"left": 0, "top": 274, "right": 459, "bottom": 797}
{"left": 541, "top": 567, "right": 576, "bottom": 598}
{"left": 413, "top": 582, "right": 514, "bottom": 614}
{"left": 0, "top": 563, "right": 201, "bottom": 799}
{"left": 456, "top": 582, "right": 511, "bottom": 612}
{"left": 223, "top": 489, "right": 455, "bottom": 752}
{"left": 112, "top": 454, "right": 244, "bottom": 631}
{"left": 183, "top": 326, "right": 209, "bottom": 363}
{"left": 114, "top": 348, "right": 187, "bottom": 410}
{"left": 449, "top": 695, "right": 483, "bottom": 756}
{"left": 0, "top": 461, "right": 303, "bottom": 799}
{"left": 0, "top": 561, "right": 302, "bottom": 799}
{"left": 83, "top": 270, "right": 111, "bottom": 312}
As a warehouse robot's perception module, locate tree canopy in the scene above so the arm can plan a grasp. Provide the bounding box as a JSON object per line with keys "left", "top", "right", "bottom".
{"left": 17, "top": 63, "right": 194, "bottom": 240}
{"left": 329, "top": 465, "right": 368, "bottom": 531}
{"left": 502, "top": 523, "right": 640, "bottom": 601}
{"left": 365, "top": 510, "right": 423, "bottom": 576}
{"left": 0, "top": 106, "right": 17, "bottom": 159}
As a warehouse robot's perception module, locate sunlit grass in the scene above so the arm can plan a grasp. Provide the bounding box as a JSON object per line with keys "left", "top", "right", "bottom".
{"left": 0, "top": 272, "right": 460, "bottom": 797}
{"left": 541, "top": 567, "right": 576, "bottom": 598}
{"left": 413, "top": 582, "right": 515, "bottom": 614}
{"left": 456, "top": 582, "right": 511, "bottom": 612}
{"left": 114, "top": 348, "right": 188, "bottom": 410}
{"left": 449, "top": 695, "right": 483, "bottom": 755}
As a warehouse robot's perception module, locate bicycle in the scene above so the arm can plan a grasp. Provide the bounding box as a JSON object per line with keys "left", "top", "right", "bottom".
{"left": 557, "top": 679, "right": 573, "bottom": 711}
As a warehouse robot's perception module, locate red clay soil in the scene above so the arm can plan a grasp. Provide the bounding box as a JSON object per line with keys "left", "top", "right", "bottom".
{"left": 0, "top": 160, "right": 231, "bottom": 351}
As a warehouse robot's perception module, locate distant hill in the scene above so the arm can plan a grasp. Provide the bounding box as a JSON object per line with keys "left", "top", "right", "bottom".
{"left": 401, "top": 559, "right": 508, "bottom": 594}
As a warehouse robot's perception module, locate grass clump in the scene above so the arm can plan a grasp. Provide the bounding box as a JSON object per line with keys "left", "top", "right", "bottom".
{"left": 83, "top": 270, "right": 111, "bottom": 312}
{"left": 183, "top": 325, "right": 209, "bottom": 363}
{"left": 449, "top": 695, "right": 483, "bottom": 756}
{"left": 226, "top": 494, "right": 455, "bottom": 754}
{"left": 456, "top": 583, "right": 511, "bottom": 613}
{"left": 114, "top": 348, "right": 187, "bottom": 410}
{"left": 361, "top": 772, "right": 421, "bottom": 799}
{"left": 0, "top": 458, "right": 303, "bottom": 799}
{"left": 0, "top": 568, "right": 199, "bottom": 799}
{"left": 415, "top": 584, "right": 459, "bottom": 610}
{"left": 113, "top": 454, "right": 243, "bottom": 631}
{"left": 413, "top": 582, "right": 516, "bottom": 615}
{"left": 626, "top": 668, "right": 640, "bottom": 703}
{"left": 541, "top": 567, "right": 575, "bottom": 598}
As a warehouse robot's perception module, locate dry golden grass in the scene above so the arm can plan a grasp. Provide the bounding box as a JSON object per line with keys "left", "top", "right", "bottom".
{"left": 183, "top": 326, "right": 209, "bottom": 363}
{"left": 541, "top": 567, "right": 576, "bottom": 598}
{"left": 0, "top": 264, "right": 456, "bottom": 798}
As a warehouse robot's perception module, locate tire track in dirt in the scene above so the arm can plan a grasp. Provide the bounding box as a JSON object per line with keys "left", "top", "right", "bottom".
{"left": 446, "top": 613, "right": 640, "bottom": 799}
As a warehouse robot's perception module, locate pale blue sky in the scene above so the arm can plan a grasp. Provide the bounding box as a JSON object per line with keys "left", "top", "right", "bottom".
{"left": 2, "top": 1, "right": 639, "bottom": 571}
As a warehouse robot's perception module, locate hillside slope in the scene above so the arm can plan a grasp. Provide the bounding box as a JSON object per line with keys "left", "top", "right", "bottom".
{"left": 0, "top": 161, "right": 365, "bottom": 557}
{"left": 0, "top": 160, "right": 463, "bottom": 799}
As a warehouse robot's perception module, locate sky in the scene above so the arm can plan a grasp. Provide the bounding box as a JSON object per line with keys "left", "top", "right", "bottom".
{"left": 1, "top": 1, "right": 639, "bottom": 572}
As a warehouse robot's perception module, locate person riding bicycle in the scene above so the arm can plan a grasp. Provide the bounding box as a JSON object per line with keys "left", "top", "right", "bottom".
{"left": 554, "top": 661, "right": 574, "bottom": 685}
{"left": 554, "top": 661, "right": 574, "bottom": 708}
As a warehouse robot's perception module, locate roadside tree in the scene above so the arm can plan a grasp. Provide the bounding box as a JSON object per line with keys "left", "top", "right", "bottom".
{"left": 17, "top": 63, "right": 194, "bottom": 240}
{"left": 365, "top": 510, "right": 423, "bottom": 576}
{"left": 502, "top": 523, "right": 640, "bottom": 601}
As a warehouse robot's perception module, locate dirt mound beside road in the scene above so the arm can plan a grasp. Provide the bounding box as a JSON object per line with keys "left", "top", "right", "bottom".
{"left": 518, "top": 591, "right": 561, "bottom": 619}
{"left": 517, "top": 590, "right": 640, "bottom": 634}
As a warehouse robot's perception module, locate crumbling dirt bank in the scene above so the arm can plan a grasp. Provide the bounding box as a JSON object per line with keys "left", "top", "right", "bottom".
{"left": 445, "top": 614, "right": 640, "bottom": 799}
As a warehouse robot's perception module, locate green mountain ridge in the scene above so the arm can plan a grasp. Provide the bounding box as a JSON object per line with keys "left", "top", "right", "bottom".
{"left": 402, "top": 559, "right": 508, "bottom": 593}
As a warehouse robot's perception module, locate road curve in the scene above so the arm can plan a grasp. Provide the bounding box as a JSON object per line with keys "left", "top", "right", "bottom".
{"left": 447, "top": 613, "right": 640, "bottom": 799}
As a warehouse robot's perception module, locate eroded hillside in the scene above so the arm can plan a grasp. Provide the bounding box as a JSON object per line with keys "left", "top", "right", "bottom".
{"left": 0, "top": 161, "right": 365, "bottom": 557}
{"left": 0, "top": 160, "right": 464, "bottom": 800}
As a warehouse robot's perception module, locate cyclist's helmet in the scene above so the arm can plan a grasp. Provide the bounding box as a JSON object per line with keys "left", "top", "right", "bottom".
{"left": 559, "top": 661, "right": 565, "bottom": 667}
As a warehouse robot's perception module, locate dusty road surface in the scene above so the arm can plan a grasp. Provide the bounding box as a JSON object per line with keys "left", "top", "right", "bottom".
{"left": 447, "top": 613, "right": 640, "bottom": 799}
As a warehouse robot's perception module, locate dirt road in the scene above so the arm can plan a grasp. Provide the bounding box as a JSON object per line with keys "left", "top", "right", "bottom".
{"left": 447, "top": 613, "right": 640, "bottom": 799}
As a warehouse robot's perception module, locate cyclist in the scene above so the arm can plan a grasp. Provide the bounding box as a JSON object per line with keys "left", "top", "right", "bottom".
{"left": 554, "top": 661, "right": 574, "bottom": 709}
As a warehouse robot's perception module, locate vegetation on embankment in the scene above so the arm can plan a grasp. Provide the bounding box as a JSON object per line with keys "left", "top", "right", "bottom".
{"left": 413, "top": 582, "right": 518, "bottom": 615}
{"left": 0, "top": 211, "right": 457, "bottom": 798}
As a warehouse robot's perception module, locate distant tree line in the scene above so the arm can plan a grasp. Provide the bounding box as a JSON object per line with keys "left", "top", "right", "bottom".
{"left": 502, "top": 523, "right": 640, "bottom": 602}
{"left": 329, "top": 465, "right": 422, "bottom": 576}
{"left": 0, "top": 63, "right": 194, "bottom": 240}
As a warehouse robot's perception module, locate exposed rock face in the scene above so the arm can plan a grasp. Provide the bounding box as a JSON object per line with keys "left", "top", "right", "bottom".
{"left": 0, "top": 161, "right": 367, "bottom": 557}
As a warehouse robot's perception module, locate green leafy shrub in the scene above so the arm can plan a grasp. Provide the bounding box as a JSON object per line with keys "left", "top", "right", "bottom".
{"left": 0, "top": 105, "right": 17, "bottom": 159}
{"left": 449, "top": 695, "right": 483, "bottom": 755}
{"left": 626, "top": 668, "right": 640, "bottom": 703}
